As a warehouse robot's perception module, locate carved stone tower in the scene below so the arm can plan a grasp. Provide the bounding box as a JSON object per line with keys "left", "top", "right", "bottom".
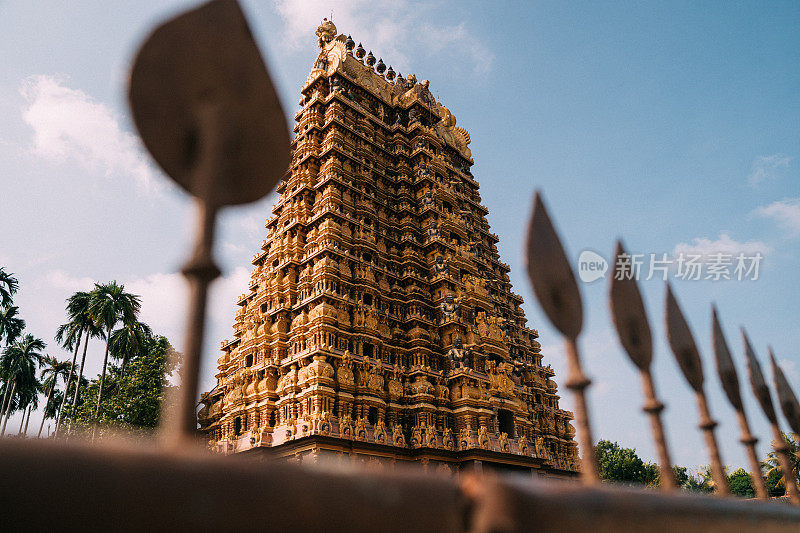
{"left": 198, "top": 19, "right": 579, "bottom": 476}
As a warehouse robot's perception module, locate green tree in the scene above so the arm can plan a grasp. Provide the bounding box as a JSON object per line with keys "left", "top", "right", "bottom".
{"left": 0, "top": 268, "right": 28, "bottom": 435}
{"left": 595, "top": 440, "right": 659, "bottom": 486}
{"left": 761, "top": 432, "right": 800, "bottom": 496}
{"left": 0, "top": 306, "right": 26, "bottom": 414}
{"left": 673, "top": 466, "right": 689, "bottom": 487}
{"left": 727, "top": 468, "right": 755, "bottom": 498}
{"left": 685, "top": 465, "right": 718, "bottom": 493}
{"left": 88, "top": 282, "right": 141, "bottom": 428}
{"left": 0, "top": 305, "right": 25, "bottom": 347}
{"left": 36, "top": 355, "right": 70, "bottom": 437}
{"left": 53, "top": 290, "right": 103, "bottom": 436}
{"left": 0, "top": 267, "right": 19, "bottom": 308}
{"left": 109, "top": 320, "right": 152, "bottom": 378}
{"left": 0, "top": 334, "right": 45, "bottom": 436}
{"left": 66, "top": 335, "right": 177, "bottom": 436}
{"left": 765, "top": 467, "right": 786, "bottom": 497}
{"left": 18, "top": 378, "right": 40, "bottom": 436}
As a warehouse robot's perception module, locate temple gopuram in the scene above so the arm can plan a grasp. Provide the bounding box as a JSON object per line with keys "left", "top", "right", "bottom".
{"left": 198, "top": 19, "right": 579, "bottom": 477}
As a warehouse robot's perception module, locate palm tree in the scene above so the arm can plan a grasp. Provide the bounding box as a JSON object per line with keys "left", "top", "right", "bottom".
{"left": 19, "top": 379, "right": 41, "bottom": 436}
{"left": 0, "top": 268, "right": 24, "bottom": 423}
{"left": 64, "top": 321, "right": 103, "bottom": 435}
{"left": 109, "top": 321, "right": 152, "bottom": 378}
{"left": 0, "top": 268, "right": 19, "bottom": 308}
{"left": 762, "top": 432, "right": 800, "bottom": 494}
{"left": 0, "top": 305, "right": 25, "bottom": 347}
{"left": 37, "top": 355, "right": 70, "bottom": 437}
{"left": 0, "top": 305, "right": 26, "bottom": 412}
{"left": 89, "top": 282, "right": 141, "bottom": 427}
{"left": 53, "top": 291, "right": 93, "bottom": 436}
{"left": 0, "top": 334, "right": 45, "bottom": 437}
{"left": 690, "top": 465, "right": 718, "bottom": 493}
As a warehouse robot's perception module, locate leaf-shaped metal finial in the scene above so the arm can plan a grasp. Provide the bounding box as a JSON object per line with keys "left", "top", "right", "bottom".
{"left": 129, "top": 0, "right": 289, "bottom": 207}
{"left": 665, "top": 284, "right": 704, "bottom": 392}
{"left": 609, "top": 240, "right": 675, "bottom": 490}
{"left": 525, "top": 192, "right": 583, "bottom": 340}
{"left": 712, "top": 306, "right": 742, "bottom": 411}
{"left": 770, "top": 347, "right": 800, "bottom": 435}
{"left": 749, "top": 345, "right": 800, "bottom": 504}
{"left": 609, "top": 240, "right": 652, "bottom": 371}
{"left": 712, "top": 310, "right": 768, "bottom": 499}
{"left": 664, "top": 284, "right": 728, "bottom": 495}
{"left": 741, "top": 333, "right": 799, "bottom": 502}
{"left": 128, "top": 0, "right": 289, "bottom": 447}
{"left": 525, "top": 191, "right": 597, "bottom": 483}
{"left": 742, "top": 329, "right": 777, "bottom": 423}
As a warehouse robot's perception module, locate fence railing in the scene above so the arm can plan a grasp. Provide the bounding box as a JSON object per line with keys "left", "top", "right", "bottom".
{"left": 527, "top": 191, "right": 800, "bottom": 503}
{"left": 2, "top": 1, "right": 800, "bottom": 531}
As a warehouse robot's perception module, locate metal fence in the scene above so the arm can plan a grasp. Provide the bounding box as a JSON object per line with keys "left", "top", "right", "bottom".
{"left": 2, "top": 1, "right": 799, "bottom": 531}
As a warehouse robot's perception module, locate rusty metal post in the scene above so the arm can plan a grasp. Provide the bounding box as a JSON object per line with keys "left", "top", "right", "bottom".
{"left": 742, "top": 333, "right": 800, "bottom": 504}
{"left": 525, "top": 192, "right": 598, "bottom": 483}
{"left": 564, "top": 337, "right": 598, "bottom": 481}
{"left": 640, "top": 372, "right": 675, "bottom": 490}
{"left": 609, "top": 240, "right": 675, "bottom": 490}
{"left": 769, "top": 348, "right": 800, "bottom": 502}
{"left": 770, "top": 347, "right": 800, "bottom": 437}
{"left": 665, "top": 285, "right": 729, "bottom": 495}
{"left": 164, "top": 200, "right": 220, "bottom": 446}
{"left": 711, "top": 308, "right": 768, "bottom": 499}
{"left": 127, "top": 0, "right": 289, "bottom": 449}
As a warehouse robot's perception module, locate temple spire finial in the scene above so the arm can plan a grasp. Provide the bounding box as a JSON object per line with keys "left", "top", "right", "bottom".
{"left": 315, "top": 18, "right": 337, "bottom": 49}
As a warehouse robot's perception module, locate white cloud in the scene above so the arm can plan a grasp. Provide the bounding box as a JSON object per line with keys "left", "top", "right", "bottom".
{"left": 751, "top": 198, "right": 800, "bottom": 238}
{"left": 421, "top": 21, "right": 493, "bottom": 79}
{"left": 20, "top": 75, "right": 160, "bottom": 192}
{"left": 122, "top": 266, "right": 251, "bottom": 351}
{"left": 125, "top": 271, "right": 186, "bottom": 344}
{"left": 673, "top": 233, "right": 771, "bottom": 259}
{"left": 223, "top": 242, "right": 249, "bottom": 255}
{"left": 747, "top": 154, "right": 791, "bottom": 187}
{"left": 238, "top": 214, "right": 264, "bottom": 238}
{"left": 272, "top": 0, "right": 493, "bottom": 78}
{"left": 33, "top": 266, "right": 250, "bottom": 357}
{"left": 40, "top": 269, "right": 95, "bottom": 293}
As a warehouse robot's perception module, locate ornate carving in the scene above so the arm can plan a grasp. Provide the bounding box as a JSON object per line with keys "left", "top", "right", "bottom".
{"left": 340, "top": 414, "right": 354, "bottom": 439}
{"left": 315, "top": 19, "right": 337, "bottom": 49}
{"left": 373, "top": 419, "right": 387, "bottom": 444}
{"left": 354, "top": 417, "right": 368, "bottom": 441}
{"left": 440, "top": 293, "right": 460, "bottom": 321}
{"left": 202, "top": 22, "right": 576, "bottom": 476}
{"left": 498, "top": 432, "right": 510, "bottom": 453}
{"left": 518, "top": 434, "right": 530, "bottom": 456}
{"left": 392, "top": 424, "right": 405, "bottom": 446}
{"left": 410, "top": 423, "right": 423, "bottom": 448}
{"left": 337, "top": 351, "right": 355, "bottom": 388}
{"left": 425, "top": 424, "right": 438, "bottom": 447}
{"left": 442, "top": 427, "right": 455, "bottom": 450}
{"left": 478, "top": 426, "right": 491, "bottom": 449}
{"left": 458, "top": 427, "right": 471, "bottom": 450}
{"left": 447, "top": 336, "right": 471, "bottom": 369}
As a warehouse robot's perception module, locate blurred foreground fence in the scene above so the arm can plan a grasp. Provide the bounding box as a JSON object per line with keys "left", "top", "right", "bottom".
{"left": 2, "top": 0, "right": 800, "bottom": 531}
{"left": 2, "top": 437, "right": 800, "bottom": 533}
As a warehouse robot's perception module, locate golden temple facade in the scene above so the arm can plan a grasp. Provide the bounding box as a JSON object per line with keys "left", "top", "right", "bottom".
{"left": 198, "top": 20, "right": 579, "bottom": 477}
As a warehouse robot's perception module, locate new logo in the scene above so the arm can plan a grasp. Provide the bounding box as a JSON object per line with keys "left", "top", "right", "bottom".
{"left": 577, "top": 250, "right": 608, "bottom": 283}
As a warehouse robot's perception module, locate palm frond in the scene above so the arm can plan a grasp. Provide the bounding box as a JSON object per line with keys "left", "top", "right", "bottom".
{"left": 0, "top": 268, "right": 20, "bottom": 308}
{"left": 0, "top": 305, "right": 26, "bottom": 346}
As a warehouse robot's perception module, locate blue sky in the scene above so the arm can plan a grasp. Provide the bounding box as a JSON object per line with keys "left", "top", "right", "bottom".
{"left": 0, "top": 0, "right": 798, "bottom": 472}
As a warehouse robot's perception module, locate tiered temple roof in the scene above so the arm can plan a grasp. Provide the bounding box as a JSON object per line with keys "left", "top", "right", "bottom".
{"left": 198, "top": 19, "right": 579, "bottom": 476}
